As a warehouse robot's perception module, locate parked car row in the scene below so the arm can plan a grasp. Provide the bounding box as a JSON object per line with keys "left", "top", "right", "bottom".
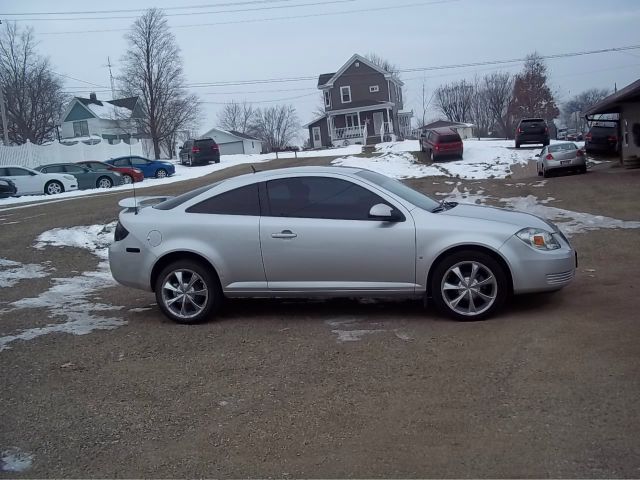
{"left": 0, "top": 155, "right": 176, "bottom": 198}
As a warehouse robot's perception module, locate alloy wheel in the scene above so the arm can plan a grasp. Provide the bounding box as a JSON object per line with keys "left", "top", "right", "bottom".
{"left": 440, "top": 261, "right": 498, "bottom": 316}
{"left": 123, "top": 175, "right": 133, "bottom": 184}
{"left": 46, "top": 181, "right": 62, "bottom": 195}
{"left": 156, "top": 169, "right": 167, "bottom": 178}
{"left": 161, "top": 269, "right": 209, "bottom": 320}
{"left": 98, "top": 177, "right": 113, "bottom": 188}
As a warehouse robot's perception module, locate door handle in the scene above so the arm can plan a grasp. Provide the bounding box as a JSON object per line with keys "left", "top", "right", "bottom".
{"left": 271, "top": 230, "right": 297, "bottom": 239}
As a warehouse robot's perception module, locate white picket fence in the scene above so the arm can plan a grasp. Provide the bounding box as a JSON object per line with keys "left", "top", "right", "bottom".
{"left": 0, "top": 139, "right": 147, "bottom": 169}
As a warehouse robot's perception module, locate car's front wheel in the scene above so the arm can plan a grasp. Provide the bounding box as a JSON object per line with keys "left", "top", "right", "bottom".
{"left": 122, "top": 174, "right": 133, "bottom": 184}
{"left": 97, "top": 176, "right": 113, "bottom": 188}
{"left": 155, "top": 260, "right": 222, "bottom": 324}
{"left": 431, "top": 251, "right": 507, "bottom": 321}
{"left": 44, "top": 180, "right": 64, "bottom": 195}
{"left": 156, "top": 168, "right": 168, "bottom": 178}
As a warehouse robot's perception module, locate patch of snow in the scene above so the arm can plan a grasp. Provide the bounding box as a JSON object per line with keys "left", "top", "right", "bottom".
{"left": 85, "top": 102, "right": 131, "bottom": 120}
{"left": 333, "top": 152, "right": 442, "bottom": 179}
{"left": 499, "top": 195, "right": 640, "bottom": 237}
{"left": 0, "top": 258, "right": 49, "bottom": 288}
{"left": 128, "top": 307, "right": 152, "bottom": 313}
{"left": 0, "top": 222, "right": 125, "bottom": 352}
{"left": 331, "top": 328, "right": 386, "bottom": 342}
{"left": 437, "top": 185, "right": 490, "bottom": 205}
{"left": 376, "top": 140, "right": 420, "bottom": 153}
{"left": 1, "top": 447, "right": 33, "bottom": 472}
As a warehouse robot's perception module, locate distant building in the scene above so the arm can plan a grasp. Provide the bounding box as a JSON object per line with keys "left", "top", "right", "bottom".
{"left": 58, "top": 92, "right": 143, "bottom": 144}
{"left": 200, "top": 127, "right": 263, "bottom": 155}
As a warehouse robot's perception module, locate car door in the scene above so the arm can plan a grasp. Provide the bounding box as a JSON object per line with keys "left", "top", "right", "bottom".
{"left": 183, "top": 183, "right": 266, "bottom": 292}
{"left": 4, "top": 167, "right": 42, "bottom": 194}
{"left": 259, "top": 175, "right": 418, "bottom": 293}
{"left": 63, "top": 164, "right": 93, "bottom": 189}
{"left": 180, "top": 141, "right": 191, "bottom": 162}
{"left": 130, "top": 157, "right": 152, "bottom": 177}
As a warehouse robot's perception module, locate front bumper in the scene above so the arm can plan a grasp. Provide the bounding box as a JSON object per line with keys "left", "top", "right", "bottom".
{"left": 500, "top": 235, "right": 576, "bottom": 294}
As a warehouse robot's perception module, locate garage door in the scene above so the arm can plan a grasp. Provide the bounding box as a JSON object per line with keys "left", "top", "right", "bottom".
{"left": 218, "top": 141, "right": 244, "bottom": 155}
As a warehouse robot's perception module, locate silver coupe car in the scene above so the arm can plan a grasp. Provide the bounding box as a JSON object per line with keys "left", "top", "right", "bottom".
{"left": 536, "top": 142, "right": 587, "bottom": 177}
{"left": 109, "top": 167, "right": 576, "bottom": 323}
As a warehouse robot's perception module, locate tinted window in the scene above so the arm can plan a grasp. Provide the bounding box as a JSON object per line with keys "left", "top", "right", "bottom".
{"left": 549, "top": 143, "right": 577, "bottom": 153}
{"left": 194, "top": 139, "right": 216, "bottom": 147}
{"left": 7, "top": 168, "right": 33, "bottom": 176}
{"left": 266, "top": 177, "right": 389, "bottom": 220}
{"left": 42, "top": 165, "right": 66, "bottom": 173}
{"left": 521, "top": 118, "right": 545, "bottom": 124}
{"left": 131, "top": 157, "right": 150, "bottom": 166}
{"left": 187, "top": 184, "right": 259, "bottom": 215}
{"left": 84, "top": 162, "right": 109, "bottom": 171}
{"left": 438, "top": 134, "right": 461, "bottom": 143}
{"left": 64, "top": 165, "right": 87, "bottom": 174}
{"left": 590, "top": 126, "right": 616, "bottom": 135}
{"left": 112, "top": 158, "right": 130, "bottom": 167}
{"left": 357, "top": 170, "right": 439, "bottom": 212}
{"left": 154, "top": 183, "right": 221, "bottom": 210}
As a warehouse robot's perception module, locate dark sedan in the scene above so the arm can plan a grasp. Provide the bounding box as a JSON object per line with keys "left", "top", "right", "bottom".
{"left": 35, "top": 163, "right": 123, "bottom": 189}
{"left": 0, "top": 177, "right": 17, "bottom": 198}
{"left": 76, "top": 160, "right": 144, "bottom": 184}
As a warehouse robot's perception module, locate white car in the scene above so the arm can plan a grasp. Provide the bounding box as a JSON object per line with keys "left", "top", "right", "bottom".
{"left": 0, "top": 165, "right": 78, "bottom": 196}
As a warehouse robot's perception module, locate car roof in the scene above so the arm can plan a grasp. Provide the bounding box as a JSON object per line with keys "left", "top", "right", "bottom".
{"left": 430, "top": 127, "right": 458, "bottom": 135}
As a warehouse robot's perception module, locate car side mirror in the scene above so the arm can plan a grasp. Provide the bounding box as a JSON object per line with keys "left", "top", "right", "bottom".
{"left": 369, "top": 203, "right": 402, "bottom": 222}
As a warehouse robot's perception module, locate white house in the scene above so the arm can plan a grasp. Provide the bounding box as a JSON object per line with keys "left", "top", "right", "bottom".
{"left": 58, "top": 93, "right": 142, "bottom": 144}
{"left": 200, "top": 127, "right": 263, "bottom": 155}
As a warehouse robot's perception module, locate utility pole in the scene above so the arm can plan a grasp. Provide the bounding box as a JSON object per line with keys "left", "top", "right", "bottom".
{"left": 0, "top": 86, "right": 9, "bottom": 146}
{"left": 107, "top": 56, "right": 115, "bottom": 99}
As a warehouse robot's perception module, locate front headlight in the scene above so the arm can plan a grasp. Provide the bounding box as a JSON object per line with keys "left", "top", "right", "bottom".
{"left": 515, "top": 228, "right": 561, "bottom": 250}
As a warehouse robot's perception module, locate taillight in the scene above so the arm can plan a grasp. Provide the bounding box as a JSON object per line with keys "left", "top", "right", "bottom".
{"left": 114, "top": 221, "right": 129, "bottom": 242}
{"left": 517, "top": 128, "right": 523, "bottom": 134}
{"left": 576, "top": 149, "right": 584, "bottom": 157}
{"left": 546, "top": 153, "right": 554, "bottom": 160}
{"left": 212, "top": 144, "right": 219, "bottom": 151}
{"left": 585, "top": 133, "right": 592, "bottom": 141}
{"left": 544, "top": 127, "right": 549, "bottom": 133}
{"left": 435, "top": 144, "right": 440, "bottom": 151}
{"left": 192, "top": 146, "right": 200, "bottom": 153}
{"left": 607, "top": 135, "right": 617, "bottom": 142}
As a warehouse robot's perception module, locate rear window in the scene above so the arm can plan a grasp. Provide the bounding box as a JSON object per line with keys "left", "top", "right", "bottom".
{"left": 438, "top": 134, "right": 461, "bottom": 143}
{"left": 549, "top": 143, "right": 577, "bottom": 153}
{"left": 195, "top": 138, "right": 217, "bottom": 146}
{"left": 521, "top": 118, "right": 545, "bottom": 124}
{"left": 154, "top": 183, "right": 221, "bottom": 210}
{"left": 590, "top": 126, "right": 616, "bottom": 135}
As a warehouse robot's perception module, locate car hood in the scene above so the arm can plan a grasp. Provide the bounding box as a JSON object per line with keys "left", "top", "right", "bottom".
{"left": 439, "top": 203, "right": 551, "bottom": 230}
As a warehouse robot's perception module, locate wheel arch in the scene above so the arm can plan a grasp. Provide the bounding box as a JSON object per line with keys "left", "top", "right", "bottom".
{"left": 150, "top": 250, "right": 220, "bottom": 292}
{"left": 426, "top": 244, "right": 514, "bottom": 298}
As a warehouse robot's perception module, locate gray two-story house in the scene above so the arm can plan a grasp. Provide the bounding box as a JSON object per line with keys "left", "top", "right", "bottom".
{"left": 305, "top": 54, "right": 412, "bottom": 148}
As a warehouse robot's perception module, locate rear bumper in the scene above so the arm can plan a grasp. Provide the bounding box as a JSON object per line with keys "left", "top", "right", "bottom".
{"left": 585, "top": 141, "right": 617, "bottom": 153}
{"left": 544, "top": 157, "right": 586, "bottom": 171}
{"left": 517, "top": 134, "right": 549, "bottom": 144}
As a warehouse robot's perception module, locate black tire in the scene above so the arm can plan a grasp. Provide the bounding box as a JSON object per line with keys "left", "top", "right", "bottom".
{"left": 515, "top": 142, "right": 520, "bottom": 149}
{"left": 155, "top": 259, "right": 223, "bottom": 324}
{"left": 543, "top": 140, "right": 550, "bottom": 147}
{"left": 96, "top": 176, "right": 113, "bottom": 189}
{"left": 44, "top": 180, "right": 64, "bottom": 195}
{"left": 580, "top": 165, "right": 587, "bottom": 174}
{"left": 122, "top": 174, "right": 133, "bottom": 184}
{"left": 430, "top": 250, "right": 508, "bottom": 321}
{"left": 543, "top": 167, "right": 550, "bottom": 178}
{"left": 215, "top": 159, "right": 220, "bottom": 164}
{"left": 155, "top": 168, "right": 168, "bottom": 178}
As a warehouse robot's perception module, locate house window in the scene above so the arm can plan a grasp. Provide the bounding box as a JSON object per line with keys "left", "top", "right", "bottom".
{"left": 345, "top": 113, "right": 358, "bottom": 128}
{"left": 73, "top": 121, "right": 89, "bottom": 137}
{"left": 340, "top": 86, "right": 351, "bottom": 104}
{"left": 369, "top": 85, "right": 379, "bottom": 93}
{"left": 324, "top": 90, "right": 331, "bottom": 108}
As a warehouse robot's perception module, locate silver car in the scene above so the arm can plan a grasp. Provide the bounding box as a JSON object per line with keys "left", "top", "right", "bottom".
{"left": 109, "top": 167, "right": 576, "bottom": 324}
{"left": 536, "top": 143, "right": 587, "bottom": 177}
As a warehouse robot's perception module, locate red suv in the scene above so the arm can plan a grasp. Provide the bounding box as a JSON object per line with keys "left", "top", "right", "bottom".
{"left": 419, "top": 127, "right": 463, "bottom": 161}
{"left": 76, "top": 160, "right": 144, "bottom": 184}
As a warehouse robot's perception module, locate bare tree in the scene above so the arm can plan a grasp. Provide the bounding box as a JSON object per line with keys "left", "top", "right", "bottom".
{"left": 0, "top": 22, "right": 66, "bottom": 144}
{"left": 365, "top": 53, "right": 398, "bottom": 75}
{"left": 249, "top": 104, "right": 299, "bottom": 152}
{"left": 469, "top": 77, "right": 491, "bottom": 139}
{"left": 119, "top": 8, "right": 199, "bottom": 159}
{"left": 434, "top": 80, "right": 474, "bottom": 122}
{"left": 217, "top": 100, "right": 256, "bottom": 133}
{"left": 562, "top": 88, "right": 610, "bottom": 131}
{"left": 483, "top": 72, "right": 515, "bottom": 138}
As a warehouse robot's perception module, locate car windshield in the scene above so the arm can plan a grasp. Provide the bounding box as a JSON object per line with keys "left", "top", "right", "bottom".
{"left": 356, "top": 170, "right": 439, "bottom": 211}
{"left": 439, "top": 134, "right": 460, "bottom": 143}
{"left": 549, "top": 143, "right": 577, "bottom": 152}
{"left": 154, "top": 182, "right": 222, "bottom": 210}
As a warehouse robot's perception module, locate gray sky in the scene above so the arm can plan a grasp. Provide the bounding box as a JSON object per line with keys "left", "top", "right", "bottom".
{"left": 4, "top": 0, "right": 640, "bottom": 140}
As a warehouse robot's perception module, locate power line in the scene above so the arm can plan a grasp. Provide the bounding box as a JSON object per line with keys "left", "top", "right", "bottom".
{"left": 9, "top": 0, "right": 357, "bottom": 22}
{"left": 38, "top": 0, "right": 460, "bottom": 34}
{"left": 51, "top": 71, "right": 108, "bottom": 88}
{"left": 201, "top": 92, "right": 318, "bottom": 104}
{"left": 0, "top": 0, "right": 299, "bottom": 16}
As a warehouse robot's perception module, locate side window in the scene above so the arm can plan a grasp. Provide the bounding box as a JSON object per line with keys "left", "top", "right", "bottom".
{"left": 266, "top": 177, "right": 391, "bottom": 220}
{"left": 46, "top": 165, "right": 67, "bottom": 173}
{"left": 186, "top": 184, "right": 260, "bottom": 216}
{"left": 112, "top": 158, "right": 130, "bottom": 167}
{"left": 8, "top": 168, "right": 33, "bottom": 176}
{"left": 131, "top": 157, "right": 150, "bottom": 166}
{"left": 64, "top": 165, "right": 86, "bottom": 174}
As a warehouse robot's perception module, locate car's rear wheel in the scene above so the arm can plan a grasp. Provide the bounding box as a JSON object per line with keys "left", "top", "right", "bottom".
{"left": 580, "top": 165, "right": 587, "bottom": 174}
{"left": 122, "top": 174, "right": 133, "bottom": 184}
{"left": 44, "top": 180, "right": 64, "bottom": 195}
{"left": 96, "top": 176, "right": 113, "bottom": 188}
{"left": 515, "top": 142, "right": 520, "bottom": 148}
{"left": 156, "top": 168, "right": 168, "bottom": 178}
{"left": 431, "top": 250, "right": 507, "bottom": 321}
{"left": 155, "top": 260, "right": 222, "bottom": 324}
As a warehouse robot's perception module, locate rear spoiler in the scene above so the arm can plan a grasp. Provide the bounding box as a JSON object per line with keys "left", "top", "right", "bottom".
{"left": 118, "top": 196, "right": 173, "bottom": 211}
